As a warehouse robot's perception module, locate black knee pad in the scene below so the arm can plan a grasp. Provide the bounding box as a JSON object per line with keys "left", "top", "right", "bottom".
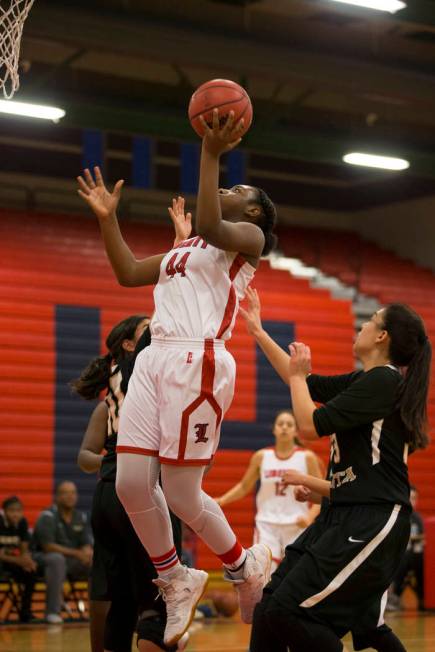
{"left": 136, "top": 611, "right": 177, "bottom": 652}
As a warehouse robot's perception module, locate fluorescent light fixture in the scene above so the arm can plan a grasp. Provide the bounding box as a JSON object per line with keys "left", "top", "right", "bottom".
{"left": 343, "top": 152, "right": 409, "bottom": 171}
{"left": 0, "top": 99, "right": 65, "bottom": 122}
{"left": 330, "top": 0, "right": 406, "bottom": 14}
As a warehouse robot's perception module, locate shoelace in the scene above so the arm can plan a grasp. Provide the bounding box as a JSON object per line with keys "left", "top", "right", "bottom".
{"left": 154, "top": 584, "right": 173, "bottom": 603}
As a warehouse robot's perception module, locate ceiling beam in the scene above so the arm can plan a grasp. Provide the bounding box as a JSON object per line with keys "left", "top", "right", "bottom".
{"left": 25, "top": 3, "right": 435, "bottom": 109}
{"left": 57, "top": 97, "right": 435, "bottom": 180}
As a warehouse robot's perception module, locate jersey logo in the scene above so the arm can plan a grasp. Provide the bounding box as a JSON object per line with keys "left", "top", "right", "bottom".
{"left": 348, "top": 536, "right": 365, "bottom": 543}
{"left": 176, "top": 236, "right": 207, "bottom": 250}
{"left": 194, "top": 423, "right": 209, "bottom": 443}
{"left": 186, "top": 352, "right": 193, "bottom": 364}
{"left": 331, "top": 466, "right": 356, "bottom": 489}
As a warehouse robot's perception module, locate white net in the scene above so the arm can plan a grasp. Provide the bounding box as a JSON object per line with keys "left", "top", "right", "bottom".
{"left": 0, "top": 0, "right": 35, "bottom": 99}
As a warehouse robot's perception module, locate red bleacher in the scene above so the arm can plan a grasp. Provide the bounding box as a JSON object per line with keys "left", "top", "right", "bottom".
{"left": 0, "top": 210, "right": 355, "bottom": 576}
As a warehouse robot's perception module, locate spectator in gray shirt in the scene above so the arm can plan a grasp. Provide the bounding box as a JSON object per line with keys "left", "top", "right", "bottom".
{"left": 32, "top": 481, "right": 93, "bottom": 624}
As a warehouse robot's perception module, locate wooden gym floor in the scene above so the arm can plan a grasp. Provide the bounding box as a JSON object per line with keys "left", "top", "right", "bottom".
{"left": 0, "top": 611, "right": 434, "bottom": 652}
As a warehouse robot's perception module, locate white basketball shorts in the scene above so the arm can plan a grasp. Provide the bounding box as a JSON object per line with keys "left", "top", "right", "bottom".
{"left": 116, "top": 337, "right": 235, "bottom": 465}
{"left": 254, "top": 520, "right": 305, "bottom": 563}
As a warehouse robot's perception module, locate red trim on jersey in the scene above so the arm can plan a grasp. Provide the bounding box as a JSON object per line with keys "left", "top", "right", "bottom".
{"left": 177, "top": 339, "right": 222, "bottom": 461}
{"left": 216, "top": 254, "right": 246, "bottom": 339}
{"left": 116, "top": 446, "right": 159, "bottom": 457}
{"left": 273, "top": 446, "right": 304, "bottom": 461}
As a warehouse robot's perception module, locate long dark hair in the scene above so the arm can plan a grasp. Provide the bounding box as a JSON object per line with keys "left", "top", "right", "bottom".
{"left": 71, "top": 314, "right": 148, "bottom": 400}
{"left": 256, "top": 188, "right": 278, "bottom": 256}
{"left": 383, "top": 303, "right": 431, "bottom": 450}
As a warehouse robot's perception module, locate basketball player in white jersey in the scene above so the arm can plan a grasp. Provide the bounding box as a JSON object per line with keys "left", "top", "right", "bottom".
{"left": 217, "top": 410, "right": 322, "bottom": 571}
{"left": 77, "top": 109, "right": 278, "bottom": 646}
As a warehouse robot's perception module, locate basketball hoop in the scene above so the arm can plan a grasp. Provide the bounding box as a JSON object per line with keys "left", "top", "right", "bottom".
{"left": 0, "top": 0, "right": 35, "bottom": 99}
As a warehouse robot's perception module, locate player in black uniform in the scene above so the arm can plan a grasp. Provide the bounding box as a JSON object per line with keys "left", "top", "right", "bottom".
{"left": 240, "top": 288, "right": 431, "bottom": 652}
{"left": 283, "top": 464, "right": 408, "bottom": 652}
{"left": 74, "top": 315, "right": 185, "bottom": 652}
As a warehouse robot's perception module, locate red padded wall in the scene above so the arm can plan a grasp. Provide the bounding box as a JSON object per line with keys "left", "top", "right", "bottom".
{"left": 0, "top": 210, "right": 355, "bottom": 574}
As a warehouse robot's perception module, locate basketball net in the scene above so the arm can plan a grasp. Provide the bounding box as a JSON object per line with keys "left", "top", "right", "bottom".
{"left": 0, "top": 0, "right": 35, "bottom": 99}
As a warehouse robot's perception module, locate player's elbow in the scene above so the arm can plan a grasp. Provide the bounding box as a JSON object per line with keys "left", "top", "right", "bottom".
{"left": 77, "top": 451, "right": 92, "bottom": 473}
{"left": 113, "top": 261, "right": 141, "bottom": 287}
{"left": 116, "top": 272, "right": 136, "bottom": 287}
{"left": 298, "top": 424, "right": 318, "bottom": 441}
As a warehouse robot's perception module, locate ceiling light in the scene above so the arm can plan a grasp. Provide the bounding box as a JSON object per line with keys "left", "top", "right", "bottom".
{"left": 0, "top": 99, "right": 65, "bottom": 122}
{"left": 330, "top": 0, "right": 406, "bottom": 14}
{"left": 343, "top": 152, "right": 409, "bottom": 171}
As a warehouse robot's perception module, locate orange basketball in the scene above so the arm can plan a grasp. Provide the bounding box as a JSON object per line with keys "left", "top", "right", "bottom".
{"left": 188, "top": 79, "right": 253, "bottom": 138}
{"left": 208, "top": 589, "right": 239, "bottom": 617}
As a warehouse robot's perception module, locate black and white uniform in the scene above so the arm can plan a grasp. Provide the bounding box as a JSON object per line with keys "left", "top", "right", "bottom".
{"left": 251, "top": 366, "right": 411, "bottom": 651}
{"left": 90, "top": 328, "right": 182, "bottom": 652}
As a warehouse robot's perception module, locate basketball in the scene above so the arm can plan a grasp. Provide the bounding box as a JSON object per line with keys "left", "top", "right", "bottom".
{"left": 188, "top": 79, "right": 253, "bottom": 138}
{"left": 207, "top": 589, "right": 239, "bottom": 618}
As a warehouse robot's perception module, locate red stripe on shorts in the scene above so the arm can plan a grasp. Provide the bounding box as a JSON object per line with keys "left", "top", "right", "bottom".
{"left": 116, "top": 446, "right": 159, "bottom": 456}
{"left": 177, "top": 339, "right": 222, "bottom": 461}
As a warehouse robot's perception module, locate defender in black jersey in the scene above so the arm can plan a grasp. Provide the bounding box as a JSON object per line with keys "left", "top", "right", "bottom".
{"left": 240, "top": 291, "right": 431, "bottom": 652}
{"left": 274, "top": 464, "right": 408, "bottom": 652}
{"left": 74, "top": 316, "right": 182, "bottom": 652}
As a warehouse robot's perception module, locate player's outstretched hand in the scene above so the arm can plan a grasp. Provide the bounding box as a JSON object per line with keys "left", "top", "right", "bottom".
{"left": 77, "top": 166, "right": 123, "bottom": 221}
{"left": 200, "top": 108, "right": 244, "bottom": 157}
{"left": 239, "top": 287, "right": 263, "bottom": 337}
{"left": 169, "top": 196, "right": 192, "bottom": 246}
{"left": 288, "top": 342, "right": 312, "bottom": 379}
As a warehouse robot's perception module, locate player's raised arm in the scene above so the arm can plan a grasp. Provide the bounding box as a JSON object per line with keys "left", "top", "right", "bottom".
{"left": 77, "top": 166, "right": 165, "bottom": 287}
{"left": 240, "top": 287, "right": 291, "bottom": 384}
{"left": 195, "top": 109, "right": 264, "bottom": 259}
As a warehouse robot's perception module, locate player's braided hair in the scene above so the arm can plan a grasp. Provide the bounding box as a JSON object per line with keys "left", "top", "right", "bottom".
{"left": 383, "top": 303, "right": 431, "bottom": 451}
{"left": 255, "top": 188, "right": 278, "bottom": 256}
{"left": 71, "top": 314, "right": 148, "bottom": 400}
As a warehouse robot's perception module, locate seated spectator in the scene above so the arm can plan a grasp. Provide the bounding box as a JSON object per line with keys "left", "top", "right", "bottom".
{"left": 32, "top": 481, "right": 93, "bottom": 624}
{"left": 388, "top": 485, "right": 425, "bottom": 611}
{"left": 0, "top": 496, "right": 37, "bottom": 622}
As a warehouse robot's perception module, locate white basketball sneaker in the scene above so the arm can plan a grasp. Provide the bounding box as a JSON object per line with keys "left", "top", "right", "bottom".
{"left": 223, "top": 543, "right": 272, "bottom": 624}
{"left": 153, "top": 566, "right": 209, "bottom": 646}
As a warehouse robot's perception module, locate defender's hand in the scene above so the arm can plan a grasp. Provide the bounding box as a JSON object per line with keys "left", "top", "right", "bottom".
{"left": 239, "top": 287, "right": 263, "bottom": 337}
{"left": 169, "top": 196, "right": 193, "bottom": 246}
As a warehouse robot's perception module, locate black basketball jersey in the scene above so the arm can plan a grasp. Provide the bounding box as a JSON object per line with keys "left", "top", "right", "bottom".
{"left": 100, "top": 327, "right": 152, "bottom": 481}
{"left": 307, "top": 366, "right": 411, "bottom": 509}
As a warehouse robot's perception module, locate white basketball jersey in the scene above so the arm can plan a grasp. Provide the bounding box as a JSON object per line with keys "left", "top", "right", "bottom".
{"left": 151, "top": 236, "right": 255, "bottom": 340}
{"left": 256, "top": 448, "right": 310, "bottom": 525}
